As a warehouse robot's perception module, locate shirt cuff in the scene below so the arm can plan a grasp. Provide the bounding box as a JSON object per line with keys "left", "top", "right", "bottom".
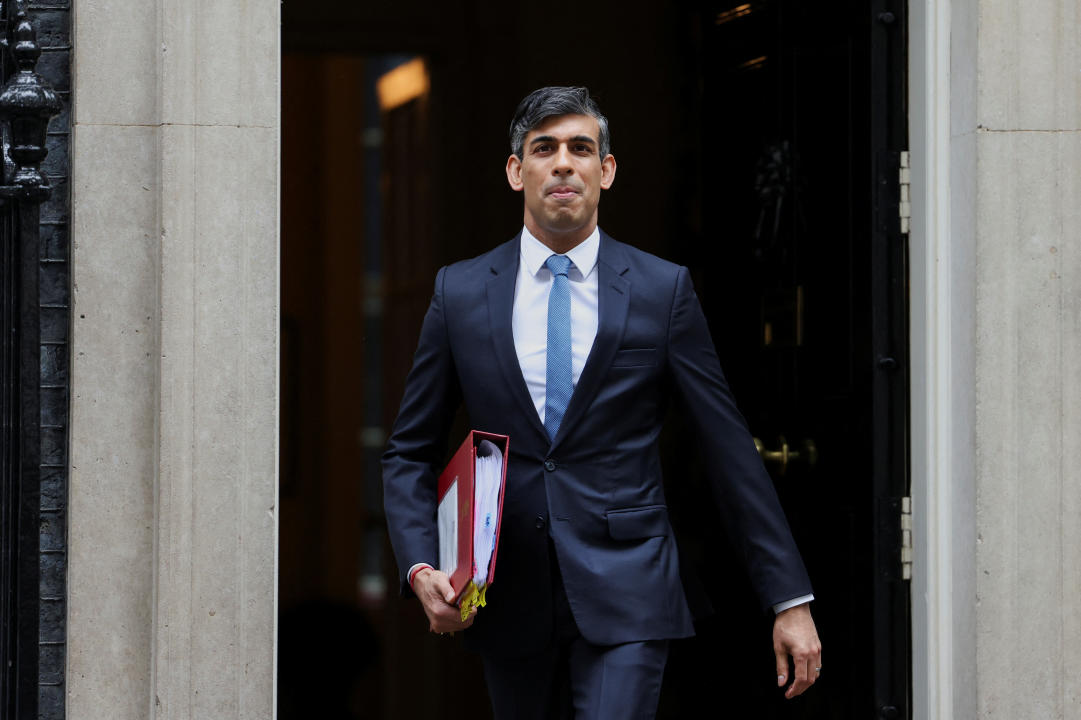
{"left": 407, "top": 563, "right": 434, "bottom": 589}
{"left": 772, "top": 594, "right": 814, "bottom": 614}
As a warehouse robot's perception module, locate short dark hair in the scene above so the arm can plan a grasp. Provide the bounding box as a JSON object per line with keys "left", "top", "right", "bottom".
{"left": 509, "top": 86, "right": 611, "bottom": 160}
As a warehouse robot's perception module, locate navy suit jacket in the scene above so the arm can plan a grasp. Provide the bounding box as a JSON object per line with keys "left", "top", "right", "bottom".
{"left": 383, "top": 231, "right": 812, "bottom": 658}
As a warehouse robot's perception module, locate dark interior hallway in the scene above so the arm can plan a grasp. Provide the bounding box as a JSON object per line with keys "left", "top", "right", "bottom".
{"left": 277, "top": 2, "right": 910, "bottom": 717}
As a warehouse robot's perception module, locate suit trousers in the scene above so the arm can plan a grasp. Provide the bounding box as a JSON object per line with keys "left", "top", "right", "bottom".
{"left": 481, "top": 539, "right": 669, "bottom": 720}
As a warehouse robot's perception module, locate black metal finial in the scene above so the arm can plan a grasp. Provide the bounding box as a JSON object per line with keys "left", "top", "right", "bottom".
{"left": 12, "top": 8, "right": 40, "bottom": 72}
{"left": 0, "top": 1, "right": 61, "bottom": 201}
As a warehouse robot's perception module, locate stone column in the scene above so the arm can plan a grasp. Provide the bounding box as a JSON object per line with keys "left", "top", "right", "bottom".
{"left": 914, "top": 0, "right": 1081, "bottom": 718}
{"left": 968, "top": 1, "right": 1081, "bottom": 717}
{"left": 68, "top": 2, "right": 279, "bottom": 718}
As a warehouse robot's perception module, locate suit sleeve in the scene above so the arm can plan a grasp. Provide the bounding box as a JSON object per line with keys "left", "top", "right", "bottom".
{"left": 382, "top": 266, "right": 463, "bottom": 595}
{"left": 664, "top": 266, "right": 812, "bottom": 612}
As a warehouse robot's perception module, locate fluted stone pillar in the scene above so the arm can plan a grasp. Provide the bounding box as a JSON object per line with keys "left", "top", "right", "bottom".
{"left": 911, "top": 1, "right": 1081, "bottom": 718}
{"left": 68, "top": 2, "right": 279, "bottom": 718}
{"left": 969, "top": 1, "right": 1081, "bottom": 717}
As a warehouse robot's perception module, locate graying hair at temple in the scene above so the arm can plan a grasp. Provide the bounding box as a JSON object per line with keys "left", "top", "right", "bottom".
{"left": 509, "top": 86, "right": 611, "bottom": 160}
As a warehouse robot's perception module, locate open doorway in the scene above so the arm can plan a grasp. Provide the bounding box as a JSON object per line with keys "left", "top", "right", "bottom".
{"left": 278, "top": 2, "right": 910, "bottom": 718}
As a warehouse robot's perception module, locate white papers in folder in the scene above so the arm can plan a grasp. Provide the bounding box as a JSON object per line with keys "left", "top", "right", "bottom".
{"left": 437, "top": 481, "right": 458, "bottom": 575}
{"left": 471, "top": 439, "right": 503, "bottom": 586}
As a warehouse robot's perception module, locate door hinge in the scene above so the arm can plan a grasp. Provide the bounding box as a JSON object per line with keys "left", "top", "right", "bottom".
{"left": 900, "top": 496, "right": 913, "bottom": 579}
{"left": 898, "top": 151, "right": 911, "bottom": 235}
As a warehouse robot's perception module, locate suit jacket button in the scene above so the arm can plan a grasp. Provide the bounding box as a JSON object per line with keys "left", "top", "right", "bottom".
{"left": 544, "top": 459, "right": 556, "bottom": 472}
{"left": 535, "top": 516, "right": 546, "bottom": 530}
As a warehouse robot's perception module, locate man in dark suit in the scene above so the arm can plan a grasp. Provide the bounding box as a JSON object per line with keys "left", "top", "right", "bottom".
{"left": 383, "top": 86, "right": 821, "bottom": 719}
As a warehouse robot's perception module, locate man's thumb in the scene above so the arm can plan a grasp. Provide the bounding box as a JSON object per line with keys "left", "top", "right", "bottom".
{"left": 439, "top": 577, "right": 457, "bottom": 604}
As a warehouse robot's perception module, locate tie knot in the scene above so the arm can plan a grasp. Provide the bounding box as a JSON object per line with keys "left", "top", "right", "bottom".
{"left": 545, "top": 254, "right": 572, "bottom": 277}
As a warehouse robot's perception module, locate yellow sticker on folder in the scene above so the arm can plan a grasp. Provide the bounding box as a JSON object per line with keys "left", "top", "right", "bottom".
{"left": 459, "top": 581, "right": 488, "bottom": 622}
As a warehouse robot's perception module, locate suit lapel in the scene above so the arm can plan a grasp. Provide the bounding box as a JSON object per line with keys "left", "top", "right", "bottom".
{"left": 551, "top": 232, "right": 630, "bottom": 451}
{"left": 486, "top": 235, "right": 550, "bottom": 444}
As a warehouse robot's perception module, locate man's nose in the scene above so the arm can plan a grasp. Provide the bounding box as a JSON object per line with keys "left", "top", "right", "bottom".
{"left": 552, "top": 145, "right": 574, "bottom": 174}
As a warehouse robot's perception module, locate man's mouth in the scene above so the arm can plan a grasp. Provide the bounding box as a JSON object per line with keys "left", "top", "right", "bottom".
{"left": 547, "top": 186, "right": 580, "bottom": 200}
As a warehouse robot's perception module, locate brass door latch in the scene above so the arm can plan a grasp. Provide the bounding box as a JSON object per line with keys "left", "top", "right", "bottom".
{"left": 752, "top": 436, "right": 818, "bottom": 476}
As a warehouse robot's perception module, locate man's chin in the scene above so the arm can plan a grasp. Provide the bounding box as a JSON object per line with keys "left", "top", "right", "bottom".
{"left": 541, "top": 209, "right": 591, "bottom": 231}
{"left": 540, "top": 221, "right": 590, "bottom": 237}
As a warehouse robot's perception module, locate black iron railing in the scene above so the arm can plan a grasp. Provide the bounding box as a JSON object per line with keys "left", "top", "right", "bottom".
{"left": 0, "top": 1, "right": 61, "bottom": 716}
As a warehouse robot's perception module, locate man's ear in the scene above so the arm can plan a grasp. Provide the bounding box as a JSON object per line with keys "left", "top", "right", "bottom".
{"left": 600, "top": 154, "right": 617, "bottom": 190}
{"left": 506, "top": 154, "right": 524, "bottom": 191}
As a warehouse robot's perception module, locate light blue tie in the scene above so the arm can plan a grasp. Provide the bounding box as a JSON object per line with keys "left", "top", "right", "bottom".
{"left": 544, "top": 254, "right": 572, "bottom": 441}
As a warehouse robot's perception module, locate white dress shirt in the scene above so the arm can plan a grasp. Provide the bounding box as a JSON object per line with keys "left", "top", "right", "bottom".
{"left": 412, "top": 225, "right": 812, "bottom": 614}
{"left": 512, "top": 225, "right": 600, "bottom": 423}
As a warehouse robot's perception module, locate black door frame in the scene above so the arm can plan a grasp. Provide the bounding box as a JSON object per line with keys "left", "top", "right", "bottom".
{"left": 278, "top": 1, "right": 915, "bottom": 716}
{"left": 869, "top": 1, "right": 912, "bottom": 718}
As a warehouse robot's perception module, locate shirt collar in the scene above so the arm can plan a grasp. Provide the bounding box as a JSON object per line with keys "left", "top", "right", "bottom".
{"left": 519, "top": 226, "right": 600, "bottom": 280}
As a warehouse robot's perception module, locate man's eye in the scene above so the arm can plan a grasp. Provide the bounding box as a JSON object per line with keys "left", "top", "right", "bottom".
{"left": 535, "top": 145, "right": 551, "bottom": 153}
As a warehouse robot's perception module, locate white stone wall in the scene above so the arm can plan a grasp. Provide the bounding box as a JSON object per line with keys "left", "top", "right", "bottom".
{"left": 971, "top": 0, "right": 1081, "bottom": 716}
{"left": 912, "top": 1, "right": 1081, "bottom": 718}
{"left": 68, "top": 2, "right": 279, "bottom": 718}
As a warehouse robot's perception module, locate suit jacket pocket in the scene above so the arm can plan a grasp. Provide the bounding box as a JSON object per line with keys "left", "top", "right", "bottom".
{"left": 610, "top": 348, "right": 657, "bottom": 368}
{"left": 606, "top": 505, "right": 669, "bottom": 540}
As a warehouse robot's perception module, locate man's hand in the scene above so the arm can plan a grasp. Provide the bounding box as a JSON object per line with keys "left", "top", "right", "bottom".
{"left": 773, "top": 603, "right": 822, "bottom": 699}
{"left": 413, "top": 568, "right": 477, "bottom": 634}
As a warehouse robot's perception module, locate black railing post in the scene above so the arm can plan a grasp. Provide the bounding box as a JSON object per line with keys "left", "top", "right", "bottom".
{"left": 12, "top": 197, "right": 39, "bottom": 719}
{"left": 0, "top": 1, "right": 60, "bottom": 716}
{"left": 0, "top": 168, "right": 20, "bottom": 718}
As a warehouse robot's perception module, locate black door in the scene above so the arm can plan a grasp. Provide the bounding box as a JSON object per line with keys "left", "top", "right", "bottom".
{"left": 660, "top": 2, "right": 910, "bottom": 717}
{"left": 279, "top": 2, "right": 909, "bottom": 716}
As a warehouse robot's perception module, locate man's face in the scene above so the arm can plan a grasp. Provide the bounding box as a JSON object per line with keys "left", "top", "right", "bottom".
{"left": 506, "top": 114, "right": 617, "bottom": 242}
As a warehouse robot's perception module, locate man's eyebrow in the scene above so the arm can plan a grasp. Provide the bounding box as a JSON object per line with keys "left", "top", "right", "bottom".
{"left": 529, "top": 135, "right": 598, "bottom": 146}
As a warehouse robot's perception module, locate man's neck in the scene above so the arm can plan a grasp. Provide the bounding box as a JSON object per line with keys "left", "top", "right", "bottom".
{"left": 524, "top": 220, "right": 596, "bottom": 255}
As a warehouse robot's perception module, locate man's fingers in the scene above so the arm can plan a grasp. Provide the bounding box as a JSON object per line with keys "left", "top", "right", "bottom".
{"left": 415, "top": 569, "right": 458, "bottom": 606}
{"left": 426, "top": 602, "right": 480, "bottom": 634}
{"left": 784, "top": 654, "right": 819, "bottom": 698}
{"left": 794, "top": 652, "right": 809, "bottom": 690}
{"left": 428, "top": 609, "right": 466, "bottom": 633}
{"left": 428, "top": 573, "right": 457, "bottom": 604}
{"left": 785, "top": 654, "right": 804, "bottom": 698}
{"left": 774, "top": 647, "right": 789, "bottom": 687}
